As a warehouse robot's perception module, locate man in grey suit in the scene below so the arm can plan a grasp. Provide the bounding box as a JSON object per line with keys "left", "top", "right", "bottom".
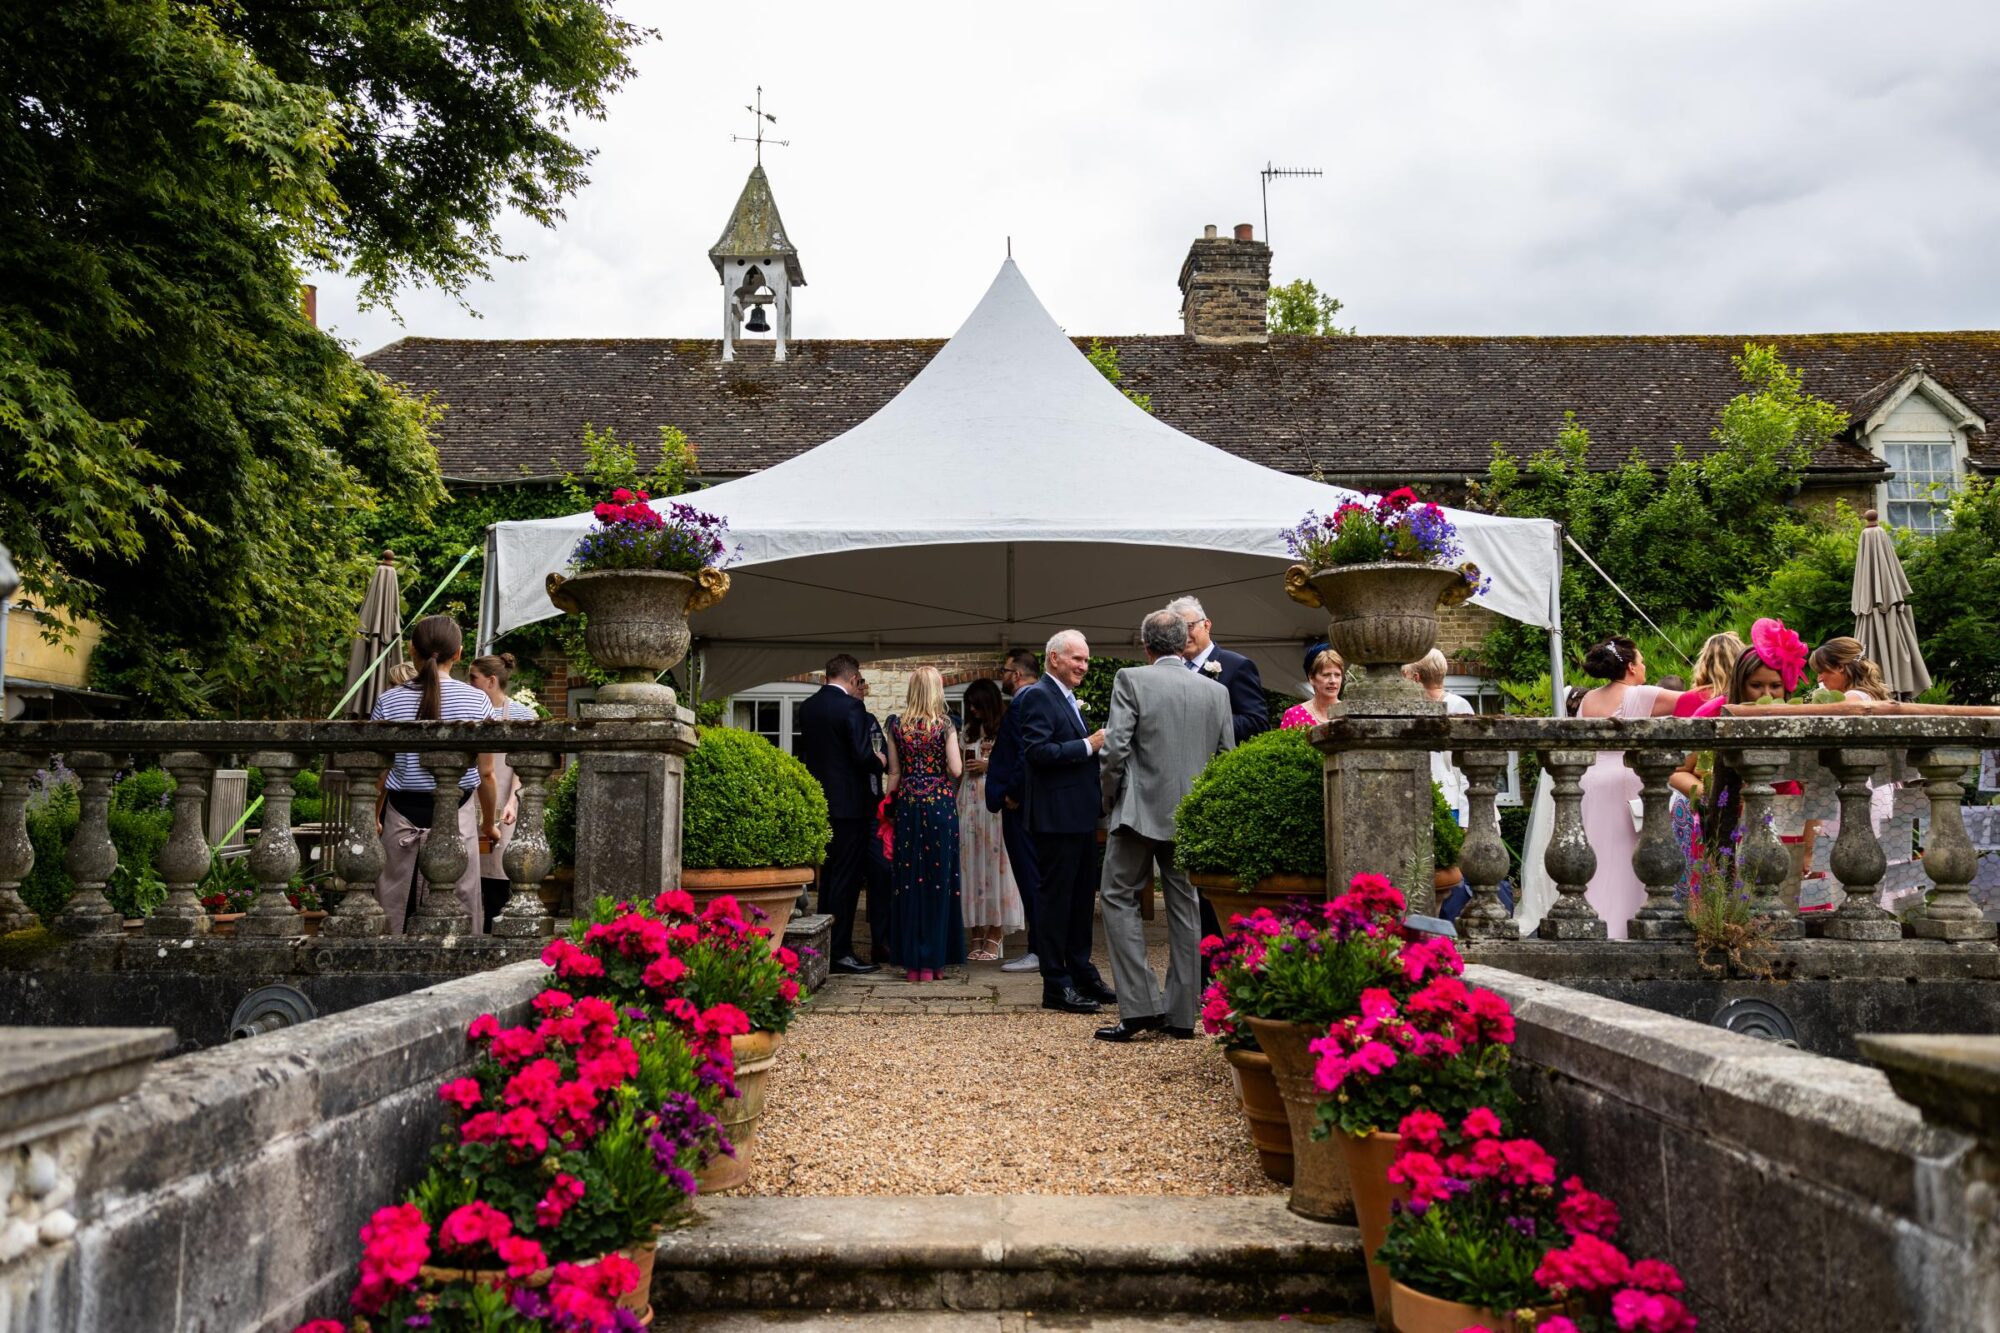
{"left": 1092, "top": 609, "right": 1235, "bottom": 1042}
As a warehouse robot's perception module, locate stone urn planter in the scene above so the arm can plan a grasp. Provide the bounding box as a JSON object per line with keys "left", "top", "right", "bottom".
{"left": 1284, "top": 562, "right": 1469, "bottom": 704}
{"left": 680, "top": 867, "right": 808, "bottom": 951}
{"left": 1190, "top": 871, "right": 1326, "bottom": 923}
{"left": 545, "top": 567, "right": 729, "bottom": 702}
{"left": 1341, "top": 1131, "right": 1409, "bottom": 1324}
{"left": 1222, "top": 1046, "right": 1294, "bottom": 1185}
{"left": 697, "top": 1029, "right": 781, "bottom": 1194}
{"left": 1244, "top": 1015, "right": 1353, "bottom": 1223}
{"left": 1389, "top": 1279, "right": 1569, "bottom": 1333}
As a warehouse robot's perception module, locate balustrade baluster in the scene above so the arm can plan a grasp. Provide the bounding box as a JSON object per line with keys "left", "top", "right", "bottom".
{"left": 407, "top": 752, "right": 474, "bottom": 936}
{"left": 1732, "top": 748, "right": 1800, "bottom": 940}
{"left": 322, "top": 752, "right": 388, "bottom": 938}
{"left": 1537, "top": 749, "right": 1604, "bottom": 940}
{"left": 1626, "top": 748, "right": 1693, "bottom": 940}
{"left": 55, "top": 752, "right": 122, "bottom": 935}
{"left": 1820, "top": 747, "right": 1898, "bottom": 942}
{"left": 147, "top": 752, "right": 214, "bottom": 937}
{"left": 1451, "top": 748, "right": 1515, "bottom": 939}
{"left": 0, "top": 753, "right": 40, "bottom": 932}
{"left": 237, "top": 751, "right": 304, "bottom": 936}
{"left": 1910, "top": 747, "right": 1998, "bottom": 942}
{"left": 493, "top": 752, "right": 558, "bottom": 938}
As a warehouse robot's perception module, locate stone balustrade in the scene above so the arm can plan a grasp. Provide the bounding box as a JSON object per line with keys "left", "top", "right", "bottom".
{"left": 1313, "top": 709, "right": 2000, "bottom": 945}
{"left": 0, "top": 717, "right": 694, "bottom": 941}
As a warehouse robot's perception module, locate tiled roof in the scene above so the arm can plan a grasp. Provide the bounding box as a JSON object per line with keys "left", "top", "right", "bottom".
{"left": 361, "top": 330, "right": 2000, "bottom": 484}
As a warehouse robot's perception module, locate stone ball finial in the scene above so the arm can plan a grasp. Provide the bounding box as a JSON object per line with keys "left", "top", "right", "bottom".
{"left": 1864, "top": 509, "right": 1879, "bottom": 525}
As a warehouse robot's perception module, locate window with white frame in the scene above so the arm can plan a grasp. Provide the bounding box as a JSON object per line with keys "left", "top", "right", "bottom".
{"left": 721, "top": 683, "right": 823, "bottom": 754}
{"left": 1446, "top": 675, "right": 1522, "bottom": 806}
{"left": 1881, "top": 437, "right": 1959, "bottom": 534}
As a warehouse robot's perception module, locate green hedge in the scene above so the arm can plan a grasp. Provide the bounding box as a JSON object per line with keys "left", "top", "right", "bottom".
{"left": 24, "top": 769, "right": 174, "bottom": 921}
{"left": 1174, "top": 727, "right": 1324, "bottom": 888}
{"left": 546, "top": 761, "right": 580, "bottom": 869}
{"left": 684, "top": 727, "right": 831, "bottom": 870}
{"left": 1432, "top": 782, "right": 1464, "bottom": 869}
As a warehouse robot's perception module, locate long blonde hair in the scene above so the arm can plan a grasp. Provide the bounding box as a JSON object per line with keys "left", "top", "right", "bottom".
{"left": 1691, "top": 631, "right": 1744, "bottom": 695}
{"left": 1810, "top": 637, "right": 1890, "bottom": 700}
{"left": 901, "top": 666, "right": 949, "bottom": 728}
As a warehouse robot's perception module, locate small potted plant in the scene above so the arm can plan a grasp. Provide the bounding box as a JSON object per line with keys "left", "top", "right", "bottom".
{"left": 1176, "top": 727, "right": 1327, "bottom": 917}
{"left": 680, "top": 726, "right": 832, "bottom": 945}
{"left": 1281, "top": 489, "right": 1487, "bottom": 704}
{"left": 1432, "top": 782, "right": 1466, "bottom": 895}
{"left": 1378, "top": 1114, "right": 1695, "bottom": 1333}
{"left": 1198, "top": 911, "right": 1300, "bottom": 1186}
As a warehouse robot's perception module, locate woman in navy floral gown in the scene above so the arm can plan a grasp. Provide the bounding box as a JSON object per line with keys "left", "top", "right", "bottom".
{"left": 885, "top": 666, "right": 966, "bottom": 981}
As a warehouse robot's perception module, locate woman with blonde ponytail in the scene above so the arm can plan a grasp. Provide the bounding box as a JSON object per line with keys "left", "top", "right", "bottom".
{"left": 369, "top": 615, "right": 502, "bottom": 932}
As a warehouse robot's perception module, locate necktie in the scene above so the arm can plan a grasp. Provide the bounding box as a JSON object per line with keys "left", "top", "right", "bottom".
{"left": 1186, "top": 658, "right": 1198, "bottom": 671}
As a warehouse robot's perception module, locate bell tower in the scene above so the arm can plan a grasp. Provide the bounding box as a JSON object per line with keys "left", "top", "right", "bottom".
{"left": 711, "top": 163, "right": 805, "bottom": 362}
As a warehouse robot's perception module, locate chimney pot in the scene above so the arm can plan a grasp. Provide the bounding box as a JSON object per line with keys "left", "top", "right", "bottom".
{"left": 1233, "top": 223, "right": 1255, "bottom": 242}
{"left": 1203, "top": 224, "right": 1218, "bottom": 240}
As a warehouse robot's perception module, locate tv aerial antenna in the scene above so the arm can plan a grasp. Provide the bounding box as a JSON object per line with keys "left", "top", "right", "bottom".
{"left": 1260, "top": 162, "right": 1322, "bottom": 246}
{"left": 731, "top": 86, "right": 789, "bottom": 164}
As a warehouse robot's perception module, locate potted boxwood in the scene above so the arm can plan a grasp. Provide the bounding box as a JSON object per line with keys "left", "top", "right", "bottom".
{"left": 542, "top": 761, "right": 580, "bottom": 916}
{"left": 1176, "top": 727, "right": 1326, "bottom": 918}
{"left": 680, "top": 727, "right": 832, "bottom": 946}
{"left": 1431, "top": 782, "right": 1465, "bottom": 895}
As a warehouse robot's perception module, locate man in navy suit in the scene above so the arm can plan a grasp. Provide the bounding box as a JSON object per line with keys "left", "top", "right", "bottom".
{"left": 794, "top": 654, "right": 884, "bottom": 975}
{"left": 1168, "top": 597, "right": 1270, "bottom": 947}
{"left": 1016, "top": 629, "right": 1115, "bottom": 1014}
{"left": 984, "top": 648, "right": 1042, "bottom": 973}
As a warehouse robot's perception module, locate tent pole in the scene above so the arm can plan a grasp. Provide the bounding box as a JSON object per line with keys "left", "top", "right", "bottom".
{"left": 476, "top": 526, "right": 499, "bottom": 656}
{"left": 1548, "top": 522, "right": 1566, "bottom": 718}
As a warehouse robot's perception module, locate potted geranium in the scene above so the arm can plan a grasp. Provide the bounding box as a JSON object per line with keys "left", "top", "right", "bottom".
{"left": 1379, "top": 1113, "right": 1696, "bottom": 1333}
{"left": 680, "top": 726, "right": 832, "bottom": 945}
{"left": 544, "top": 489, "right": 733, "bottom": 704}
{"left": 1176, "top": 727, "right": 1326, "bottom": 918}
{"left": 1198, "top": 909, "right": 1301, "bottom": 1186}
{"left": 1281, "top": 488, "right": 1486, "bottom": 704}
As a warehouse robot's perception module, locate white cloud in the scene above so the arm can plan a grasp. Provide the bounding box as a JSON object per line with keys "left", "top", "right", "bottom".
{"left": 310, "top": 0, "right": 2000, "bottom": 354}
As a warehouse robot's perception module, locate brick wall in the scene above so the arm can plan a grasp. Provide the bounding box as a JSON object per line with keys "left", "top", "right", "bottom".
{"left": 1178, "top": 225, "right": 1271, "bottom": 344}
{"left": 1436, "top": 602, "right": 1499, "bottom": 673}
{"left": 537, "top": 655, "right": 572, "bottom": 718}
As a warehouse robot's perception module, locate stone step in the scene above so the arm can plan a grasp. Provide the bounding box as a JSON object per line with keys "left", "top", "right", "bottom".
{"left": 672, "top": 1314, "right": 1376, "bottom": 1331}
{"left": 652, "top": 1195, "right": 1366, "bottom": 1317}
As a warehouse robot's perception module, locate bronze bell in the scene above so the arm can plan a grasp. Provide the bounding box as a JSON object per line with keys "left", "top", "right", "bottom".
{"left": 744, "top": 303, "right": 771, "bottom": 333}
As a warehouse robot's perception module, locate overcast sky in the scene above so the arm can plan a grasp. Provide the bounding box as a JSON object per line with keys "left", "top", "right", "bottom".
{"left": 312, "top": 1, "right": 2000, "bottom": 356}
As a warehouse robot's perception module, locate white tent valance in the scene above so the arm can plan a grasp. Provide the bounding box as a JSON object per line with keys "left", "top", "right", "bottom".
{"left": 480, "top": 260, "right": 1559, "bottom": 696}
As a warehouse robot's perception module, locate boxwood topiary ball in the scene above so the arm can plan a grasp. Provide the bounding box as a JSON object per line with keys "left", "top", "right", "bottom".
{"left": 1173, "top": 726, "right": 1326, "bottom": 889}
{"left": 683, "top": 727, "right": 833, "bottom": 870}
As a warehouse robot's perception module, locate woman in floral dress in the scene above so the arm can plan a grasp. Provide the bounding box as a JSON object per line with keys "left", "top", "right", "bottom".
{"left": 957, "top": 679, "right": 1025, "bottom": 961}
{"left": 885, "top": 666, "right": 966, "bottom": 981}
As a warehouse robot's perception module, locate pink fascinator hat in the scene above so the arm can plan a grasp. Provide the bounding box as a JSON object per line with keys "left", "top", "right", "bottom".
{"left": 1750, "top": 618, "right": 1808, "bottom": 692}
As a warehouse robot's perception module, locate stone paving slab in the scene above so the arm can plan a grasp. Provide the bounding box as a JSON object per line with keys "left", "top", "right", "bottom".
{"left": 674, "top": 1315, "right": 1373, "bottom": 1331}
{"left": 814, "top": 913, "right": 1169, "bottom": 1015}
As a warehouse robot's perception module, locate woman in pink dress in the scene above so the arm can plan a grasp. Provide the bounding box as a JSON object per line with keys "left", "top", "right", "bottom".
{"left": 1573, "top": 636, "right": 1684, "bottom": 938}
{"left": 1280, "top": 646, "right": 1344, "bottom": 729}
{"left": 957, "top": 679, "right": 1024, "bottom": 961}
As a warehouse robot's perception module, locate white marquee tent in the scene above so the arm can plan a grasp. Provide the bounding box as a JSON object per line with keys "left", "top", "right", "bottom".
{"left": 479, "top": 260, "right": 1562, "bottom": 697}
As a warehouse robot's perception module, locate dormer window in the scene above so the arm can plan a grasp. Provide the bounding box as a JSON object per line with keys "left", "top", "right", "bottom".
{"left": 1857, "top": 367, "right": 1985, "bottom": 535}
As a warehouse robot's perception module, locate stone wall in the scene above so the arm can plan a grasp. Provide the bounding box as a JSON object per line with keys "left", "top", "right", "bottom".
{"left": 1434, "top": 602, "right": 1498, "bottom": 670}
{"left": 1469, "top": 964, "right": 1998, "bottom": 1333}
{"left": 40, "top": 959, "right": 547, "bottom": 1332}
{"left": 1178, "top": 226, "right": 1271, "bottom": 344}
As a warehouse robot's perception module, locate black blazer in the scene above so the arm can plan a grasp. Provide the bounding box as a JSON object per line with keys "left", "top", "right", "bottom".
{"left": 1014, "top": 676, "right": 1100, "bottom": 835}
{"left": 1202, "top": 645, "right": 1270, "bottom": 745}
{"left": 794, "top": 684, "right": 884, "bottom": 821}
{"left": 983, "top": 698, "right": 1027, "bottom": 815}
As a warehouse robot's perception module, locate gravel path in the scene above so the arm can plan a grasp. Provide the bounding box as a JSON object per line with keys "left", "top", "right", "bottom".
{"left": 742, "top": 1011, "right": 1280, "bottom": 1197}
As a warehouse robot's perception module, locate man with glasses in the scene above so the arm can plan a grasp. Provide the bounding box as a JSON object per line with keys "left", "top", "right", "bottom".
{"left": 1166, "top": 596, "right": 1269, "bottom": 950}
{"left": 985, "top": 648, "right": 1043, "bottom": 973}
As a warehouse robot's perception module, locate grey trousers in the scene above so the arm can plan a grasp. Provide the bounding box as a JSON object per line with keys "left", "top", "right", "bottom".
{"left": 1099, "top": 827, "right": 1201, "bottom": 1029}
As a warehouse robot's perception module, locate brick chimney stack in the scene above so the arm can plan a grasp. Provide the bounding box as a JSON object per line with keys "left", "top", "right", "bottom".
{"left": 1178, "top": 222, "right": 1271, "bottom": 344}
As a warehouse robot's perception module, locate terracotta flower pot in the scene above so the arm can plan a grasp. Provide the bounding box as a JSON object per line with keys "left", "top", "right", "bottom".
{"left": 544, "top": 567, "right": 728, "bottom": 682}
{"left": 300, "top": 909, "right": 327, "bottom": 937}
{"left": 619, "top": 1234, "right": 658, "bottom": 1323}
{"left": 417, "top": 1233, "right": 654, "bottom": 1321}
{"left": 206, "top": 912, "right": 245, "bottom": 936}
{"left": 1285, "top": 562, "right": 1469, "bottom": 705}
{"left": 1223, "top": 1045, "right": 1295, "bottom": 1185}
{"left": 1244, "top": 1015, "right": 1352, "bottom": 1223}
{"left": 1341, "top": 1131, "right": 1408, "bottom": 1326}
{"left": 1388, "top": 1278, "right": 1568, "bottom": 1333}
{"left": 1432, "top": 866, "right": 1463, "bottom": 893}
{"left": 697, "top": 1029, "right": 781, "bottom": 1193}
{"left": 680, "top": 866, "right": 810, "bottom": 951}
{"left": 539, "top": 867, "right": 575, "bottom": 917}
{"left": 1190, "top": 871, "right": 1327, "bottom": 923}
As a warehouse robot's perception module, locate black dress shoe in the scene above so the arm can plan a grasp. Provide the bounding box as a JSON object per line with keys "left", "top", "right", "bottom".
{"left": 1078, "top": 979, "right": 1118, "bottom": 1005}
{"left": 1164, "top": 1026, "right": 1196, "bottom": 1040}
{"left": 1093, "top": 1015, "right": 1165, "bottom": 1042}
{"left": 1042, "top": 987, "right": 1102, "bottom": 1015}
{"left": 829, "top": 956, "right": 880, "bottom": 975}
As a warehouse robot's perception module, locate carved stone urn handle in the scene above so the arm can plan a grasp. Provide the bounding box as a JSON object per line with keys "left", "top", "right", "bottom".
{"left": 1283, "top": 563, "right": 1323, "bottom": 609}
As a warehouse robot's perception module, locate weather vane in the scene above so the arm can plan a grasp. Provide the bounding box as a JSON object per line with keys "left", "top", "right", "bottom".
{"left": 731, "top": 86, "right": 789, "bottom": 165}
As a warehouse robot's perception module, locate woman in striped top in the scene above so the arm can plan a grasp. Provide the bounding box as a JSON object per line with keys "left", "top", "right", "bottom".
{"left": 370, "top": 615, "right": 502, "bottom": 933}
{"left": 469, "top": 651, "right": 540, "bottom": 929}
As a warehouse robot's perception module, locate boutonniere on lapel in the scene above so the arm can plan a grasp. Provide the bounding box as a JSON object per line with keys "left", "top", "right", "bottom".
{"left": 1201, "top": 660, "right": 1224, "bottom": 678}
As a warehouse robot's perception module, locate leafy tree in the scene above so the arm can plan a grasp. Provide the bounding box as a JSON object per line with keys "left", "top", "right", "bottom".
{"left": 1267, "top": 278, "right": 1353, "bottom": 336}
{"left": 1085, "top": 340, "right": 1153, "bottom": 413}
{"left": 1905, "top": 480, "right": 2000, "bottom": 703}
{"left": 1468, "top": 345, "right": 1846, "bottom": 682}
{"left": 0, "top": 2, "right": 647, "bottom": 716}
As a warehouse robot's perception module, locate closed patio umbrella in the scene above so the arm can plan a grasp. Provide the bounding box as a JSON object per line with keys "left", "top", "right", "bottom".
{"left": 341, "top": 551, "right": 404, "bottom": 719}
{"left": 1852, "top": 510, "right": 1931, "bottom": 699}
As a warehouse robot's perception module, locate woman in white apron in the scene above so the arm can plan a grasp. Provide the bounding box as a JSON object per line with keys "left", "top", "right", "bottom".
{"left": 370, "top": 615, "right": 501, "bottom": 933}
{"left": 469, "top": 651, "right": 540, "bottom": 929}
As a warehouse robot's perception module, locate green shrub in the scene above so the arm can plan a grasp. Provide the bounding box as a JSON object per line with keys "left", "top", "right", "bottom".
{"left": 546, "top": 760, "right": 580, "bottom": 869}
{"left": 683, "top": 727, "right": 832, "bottom": 870}
{"left": 1174, "top": 727, "right": 1325, "bottom": 888}
{"left": 23, "top": 769, "right": 174, "bottom": 921}
{"left": 1432, "top": 782, "right": 1464, "bottom": 870}
{"left": 290, "top": 768, "right": 323, "bottom": 825}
